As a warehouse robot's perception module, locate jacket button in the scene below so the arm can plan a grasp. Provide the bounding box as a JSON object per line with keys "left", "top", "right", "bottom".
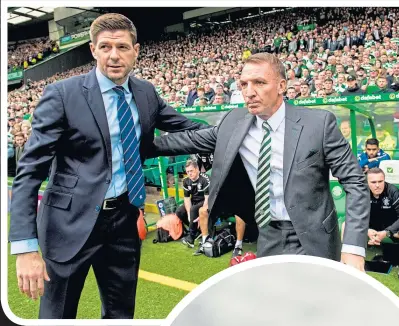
{"left": 106, "top": 178, "right": 110, "bottom": 184}
{"left": 95, "top": 205, "right": 101, "bottom": 212}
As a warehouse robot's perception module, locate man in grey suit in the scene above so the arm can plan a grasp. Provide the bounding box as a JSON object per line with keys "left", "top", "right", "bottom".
{"left": 9, "top": 13, "right": 207, "bottom": 319}
{"left": 152, "top": 53, "right": 370, "bottom": 271}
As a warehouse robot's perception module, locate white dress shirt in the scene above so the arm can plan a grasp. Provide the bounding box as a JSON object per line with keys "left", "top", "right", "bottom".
{"left": 238, "top": 102, "right": 364, "bottom": 256}
{"left": 239, "top": 102, "right": 289, "bottom": 221}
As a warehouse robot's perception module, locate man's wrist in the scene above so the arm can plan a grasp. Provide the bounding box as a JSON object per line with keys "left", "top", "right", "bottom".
{"left": 384, "top": 230, "right": 393, "bottom": 238}
{"left": 341, "top": 244, "right": 366, "bottom": 257}
{"left": 10, "top": 238, "right": 39, "bottom": 255}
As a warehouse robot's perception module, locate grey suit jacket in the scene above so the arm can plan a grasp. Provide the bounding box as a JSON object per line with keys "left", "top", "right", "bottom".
{"left": 9, "top": 67, "right": 208, "bottom": 263}
{"left": 152, "top": 103, "right": 370, "bottom": 260}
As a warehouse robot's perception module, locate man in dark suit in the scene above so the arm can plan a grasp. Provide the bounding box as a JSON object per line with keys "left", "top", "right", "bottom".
{"left": 9, "top": 13, "right": 207, "bottom": 319}
{"left": 152, "top": 53, "right": 370, "bottom": 271}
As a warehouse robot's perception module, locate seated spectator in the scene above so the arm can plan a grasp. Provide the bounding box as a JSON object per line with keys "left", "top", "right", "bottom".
{"left": 341, "top": 75, "right": 364, "bottom": 95}
{"left": 176, "top": 160, "right": 210, "bottom": 248}
{"left": 285, "top": 86, "right": 297, "bottom": 100}
{"left": 342, "top": 168, "right": 399, "bottom": 244}
{"left": 371, "top": 76, "right": 396, "bottom": 93}
{"left": 212, "top": 94, "right": 226, "bottom": 105}
{"left": 230, "top": 82, "right": 244, "bottom": 104}
{"left": 358, "top": 138, "right": 391, "bottom": 173}
{"left": 203, "top": 82, "right": 215, "bottom": 102}
{"left": 195, "top": 205, "right": 247, "bottom": 258}
{"left": 297, "top": 82, "right": 312, "bottom": 99}
{"left": 317, "top": 89, "right": 327, "bottom": 97}
{"left": 193, "top": 87, "right": 206, "bottom": 105}
{"left": 323, "top": 78, "right": 340, "bottom": 96}
{"left": 185, "top": 81, "right": 198, "bottom": 107}
{"left": 211, "top": 84, "right": 230, "bottom": 104}
{"left": 339, "top": 120, "right": 363, "bottom": 150}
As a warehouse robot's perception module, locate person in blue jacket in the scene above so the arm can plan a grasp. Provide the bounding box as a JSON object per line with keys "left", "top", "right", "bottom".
{"left": 358, "top": 138, "right": 391, "bottom": 173}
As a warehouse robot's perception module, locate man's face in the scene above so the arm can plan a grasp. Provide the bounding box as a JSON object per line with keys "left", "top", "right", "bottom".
{"left": 377, "top": 78, "right": 387, "bottom": 88}
{"left": 15, "top": 136, "right": 25, "bottom": 147}
{"left": 240, "top": 62, "right": 286, "bottom": 117}
{"left": 393, "top": 64, "right": 399, "bottom": 75}
{"left": 368, "top": 173, "right": 385, "bottom": 197}
{"left": 215, "top": 85, "right": 224, "bottom": 95}
{"left": 324, "top": 81, "right": 333, "bottom": 91}
{"left": 90, "top": 29, "right": 140, "bottom": 85}
{"left": 366, "top": 144, "right": 379, "bottom": 158}
{"left": 300, "top": 85, "right": 309, "bottom": 96}
{"left": 186, "top": 165, "right": 199, "bottom": 181}
{"left": 370, "top": 69, "right": 378, "bottom": 79}
{"left": 340, "top": 121, "right": 351, "bottom": 138}
{"left": 286, "top": 88, "right": 296, "bottom": 99}
{"left": 213, "top": 95, "right": 224, "bottom": 104}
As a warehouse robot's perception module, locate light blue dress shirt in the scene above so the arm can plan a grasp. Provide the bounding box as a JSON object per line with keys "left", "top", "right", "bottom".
{"left": 10, "top": 68, "right": 142, "bottom": 255}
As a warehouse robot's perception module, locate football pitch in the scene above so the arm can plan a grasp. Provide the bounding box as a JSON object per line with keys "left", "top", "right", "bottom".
{"left": 6, "top": 229, "right": 399, "bottom": 320}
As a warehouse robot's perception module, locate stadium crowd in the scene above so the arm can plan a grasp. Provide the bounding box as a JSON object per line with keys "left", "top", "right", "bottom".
{"left": 8, "top": 36, "right": 60, "bottom": 71}
{"left": 7, "top": 7, "right": 399, "bottom": 176}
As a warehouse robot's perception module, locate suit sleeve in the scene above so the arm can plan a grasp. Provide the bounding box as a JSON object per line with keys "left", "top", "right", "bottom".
{"left": 323, "top": 111, "right": 370, "bottom": 253}
{"left": 151, "top": 126, "right": 218, "bottom": 158}
{"left": 152, "top": 85, "right": 210, "bottom": 132}
{"left": 9, "top": 83, "right": 65, "bottom": 244}
{"left": 388, "top": 186, "right": 399, "bottom": 233}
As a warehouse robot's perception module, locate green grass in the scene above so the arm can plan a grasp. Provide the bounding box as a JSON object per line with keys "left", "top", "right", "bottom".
{"left": 6, "top": 218, "right": 398, "bottom": 320}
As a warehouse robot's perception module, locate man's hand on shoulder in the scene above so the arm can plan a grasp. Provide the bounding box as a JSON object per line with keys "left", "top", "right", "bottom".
{"left": 16, "top": 252, "right": 50, "bottom": 300}
{"left": 341, "top": 252, "right": 365, "bottom": 272}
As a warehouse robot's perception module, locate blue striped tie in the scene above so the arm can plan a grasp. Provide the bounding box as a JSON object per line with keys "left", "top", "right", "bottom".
{"left": 113, "top": 86, "right": 146, "bottom": 208}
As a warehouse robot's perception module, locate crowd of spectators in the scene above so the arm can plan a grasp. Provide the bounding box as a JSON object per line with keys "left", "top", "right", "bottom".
{"left": 7, "top": 7, "right": 399, "bottom": 176}
{"left": 8, "top": 36, "right": 60, "bottom": 71}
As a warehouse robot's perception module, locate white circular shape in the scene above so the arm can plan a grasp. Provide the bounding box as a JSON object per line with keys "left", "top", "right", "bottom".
{"left": 162, "top": 255, "right": 399, "bottom": 326}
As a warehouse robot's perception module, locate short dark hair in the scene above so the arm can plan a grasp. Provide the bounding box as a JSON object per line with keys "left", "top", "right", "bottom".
{"left": 90, "top": 13, "right": 137, "bottom": 45}
{"left": 367, "top": 167, "right": 385, "bottom": 177}
{"left": 366, "top": 138, "right": 379, "bottom": 147}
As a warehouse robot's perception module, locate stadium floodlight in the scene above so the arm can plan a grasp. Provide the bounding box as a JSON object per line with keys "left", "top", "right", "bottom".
{"left": 8, "top": 16, "right": 32, "bottom": 24}
{"left": 27, "top": 10, "right": 46, "bottom": 17}
{"left": 14, "top": 7, "right": 32, "bottom": 14}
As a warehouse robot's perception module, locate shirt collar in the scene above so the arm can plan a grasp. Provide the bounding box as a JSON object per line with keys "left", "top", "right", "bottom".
{"left": 95, "top": 67, "right": 130, "bottom": 94}
{"left": 255, "top": 101, "right": 286, "bottom": 132}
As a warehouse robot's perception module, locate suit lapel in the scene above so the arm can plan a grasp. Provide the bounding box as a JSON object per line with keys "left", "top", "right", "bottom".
{"left": 128, "top": 77, "right": 150, "bottom": 139}
{"left": 219, "top": 112, "right": 255, "bottom": 186}
{"left": 283, "top": 104, "right": 303, "bottom": 191}
{"left": 82, "top": 68, "right": 112, "bottom": 169}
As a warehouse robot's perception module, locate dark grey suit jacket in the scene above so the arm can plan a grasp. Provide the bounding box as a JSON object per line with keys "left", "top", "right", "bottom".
{"left": 152, "top": 103, "right": 370, "bottom": 260}
{"left": 9, "top": 67, "right": 207, "bottom": 263}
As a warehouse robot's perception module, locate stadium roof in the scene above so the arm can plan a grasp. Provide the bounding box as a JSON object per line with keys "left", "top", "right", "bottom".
{"left": 7, "top": 7, "right": 55, "bottom": 27}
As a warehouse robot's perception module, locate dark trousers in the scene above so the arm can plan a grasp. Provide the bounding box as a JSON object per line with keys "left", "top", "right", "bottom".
{"left": 175, "top": 201, "right": 204, "bottom": 236}
{"left": 39, "top": 194, "right": 141, "bottom": 319}
{"left": 257, "top": 221, "right": 306, "bottom": 258}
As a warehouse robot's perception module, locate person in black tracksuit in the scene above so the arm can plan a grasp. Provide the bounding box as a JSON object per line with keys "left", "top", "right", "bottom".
{"left": 341, "top": 75, "right": 364, "bottom": 95}
{"left": 175, "top": 159, "right": 210, "bottom": 248}
{"left": 366, "top": 168, "right": 399, "bottom": 245}
{"left": 341, "top": 167, "right": 399, "bottom": 245}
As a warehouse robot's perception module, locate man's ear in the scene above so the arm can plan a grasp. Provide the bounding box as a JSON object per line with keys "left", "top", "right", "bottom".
{"left": 134, "top": 43, "right": 140, "bottom": 58}
{"left": 279, "top": 79, "right": 287, "bottom": 95}
{"left": 90, "top": 42, "right": 97, "bottom": 60}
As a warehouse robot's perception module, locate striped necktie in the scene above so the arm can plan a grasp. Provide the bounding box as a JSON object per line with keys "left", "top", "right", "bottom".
{"left": 113, "top": 86, "right": 146, "bottom": 208}
{"left": 255, "top": 121, "right": 272, "bottom": 228}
